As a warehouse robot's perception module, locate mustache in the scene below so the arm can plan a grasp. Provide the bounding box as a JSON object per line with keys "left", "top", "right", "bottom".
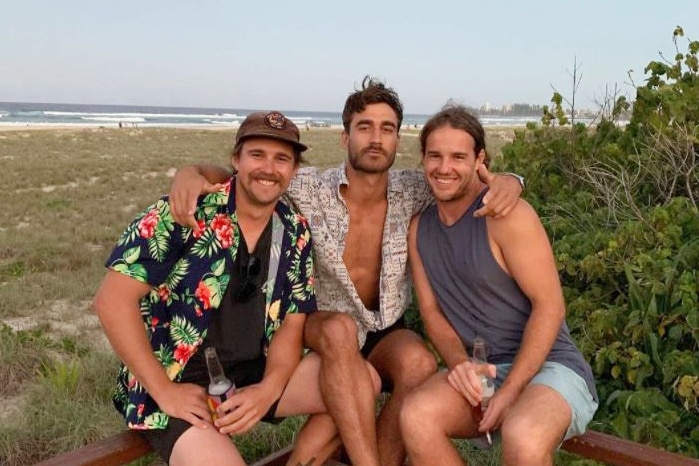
{"left": 250, "top": 172, "right": 282, "bottom": 183}
{"left": 361, "top": 144, "right": 387, "bottom": 157}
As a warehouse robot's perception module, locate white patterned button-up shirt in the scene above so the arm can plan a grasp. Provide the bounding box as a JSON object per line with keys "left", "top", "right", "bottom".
{"left": 285, "top": 163, "right": 432, "bottom": 346}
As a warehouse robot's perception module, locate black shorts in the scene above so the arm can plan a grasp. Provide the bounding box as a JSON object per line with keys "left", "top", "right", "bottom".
{"left": 361, "top": 318, "right": 406, "bottom": 392}
{"left": 142, "top": 357, "right": 281, "bottom": 463}
{"left": 361, "top": 317, "right": 406, "bottom": 359}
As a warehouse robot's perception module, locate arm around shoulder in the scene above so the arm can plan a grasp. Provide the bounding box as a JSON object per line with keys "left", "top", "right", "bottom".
{"left": 169, "top": 164, "right": 232, "bottom": 230}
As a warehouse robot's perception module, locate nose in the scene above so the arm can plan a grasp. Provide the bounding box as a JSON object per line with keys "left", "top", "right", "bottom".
{"left": 370, "top": 126, "right": 382, "bottom": 143}
{"left": 259, "top": 154, "right": 275, "bottom": 172}
{"left": 436, "top": 157, "right": 451, "bottom": 174}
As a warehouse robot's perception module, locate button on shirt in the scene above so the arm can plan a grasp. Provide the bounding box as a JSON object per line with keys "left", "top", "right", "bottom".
{"left": 285, "top": 163, "right": 432, "bottom": 346}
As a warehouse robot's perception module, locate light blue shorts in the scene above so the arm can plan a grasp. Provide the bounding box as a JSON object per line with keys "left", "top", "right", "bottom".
{"left": 494, "top": 361, "right": 598, "bottom": 440}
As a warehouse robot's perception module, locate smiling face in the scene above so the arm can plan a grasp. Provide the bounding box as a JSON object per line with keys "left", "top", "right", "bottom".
{"left": 422, "top": 125, "right": 486, "bottom": 204}
{"left": 342, "top": 103, "right": 399, "bottom": 174}
{"left": 232, "top": 137, "right": 298, "bottom": 209}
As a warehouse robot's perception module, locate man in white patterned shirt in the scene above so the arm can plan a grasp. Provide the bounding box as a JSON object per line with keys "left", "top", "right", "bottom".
{"left": 169, "top": 77, "right": 522, "bottom": 466}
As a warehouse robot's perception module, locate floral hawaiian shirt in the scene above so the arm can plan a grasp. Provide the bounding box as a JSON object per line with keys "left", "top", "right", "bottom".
{"left": 105, "top": 178, "right": 316, "bottom": 430}
{"left": 284, "top": 163, "right": 431, "bottom": 346}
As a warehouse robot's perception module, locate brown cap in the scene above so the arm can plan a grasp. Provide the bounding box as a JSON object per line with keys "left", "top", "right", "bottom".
{"left": 235, "top": 111, "right": 308, "bottom": 152}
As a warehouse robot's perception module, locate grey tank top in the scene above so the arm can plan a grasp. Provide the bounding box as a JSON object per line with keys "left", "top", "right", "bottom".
{"left": 416, "top": 189, "right": 597, "bottom": 400}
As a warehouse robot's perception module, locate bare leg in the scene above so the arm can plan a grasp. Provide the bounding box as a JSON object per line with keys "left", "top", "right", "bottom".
{"left": 170, "top": 425, "right": 245, "bottom": 466}
{"left": 367, "top": 329, "right": 437, "bottom": 466}
{"left": 500, "top": 384, "right": 571, "bottom": 466}
{"left": 400, "top": 372, "right": 479, "bottom": 466}
{"left": 302, "top": 311, "right": 381, "bottom": 466}
{"left": 288, "top": 414, "right": 342, "bottom": 466}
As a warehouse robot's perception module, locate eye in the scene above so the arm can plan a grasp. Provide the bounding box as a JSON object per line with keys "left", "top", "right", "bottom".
{"left": 276, "top": 154, "right": 293, "bottom": 164}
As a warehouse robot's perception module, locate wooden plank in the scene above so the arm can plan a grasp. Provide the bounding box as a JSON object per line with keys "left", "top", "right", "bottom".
{"left": 250, "top": 444, "right": 347, "bottom": 466}
{"left": 561, "top": 430, "right": 699, "bottom": 466}
{"left": 34, "top": 430, "right": 152, "bottom": 466}
{"left": 250, "top": 445, "right": 293, "bottom": 466}
{"left": 33, "top": 428, "right": 699, "bottom": 466}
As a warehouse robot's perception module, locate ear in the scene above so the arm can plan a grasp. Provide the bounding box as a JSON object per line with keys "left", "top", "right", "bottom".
{"left": 476, "top": 149, "right": 486, "bottom": 165}
{"left": 340, "top": 130, "right": 349, "bottom": 150}
{"left": 231, "top": 153, "right": 239, "bottom": 171}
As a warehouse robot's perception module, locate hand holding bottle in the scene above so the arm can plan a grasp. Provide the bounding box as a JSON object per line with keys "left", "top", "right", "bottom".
{"left": 204, "top": 347, "right": 236, "bottom": 421}
{"left": 472, "top": 337, "right": 495, "bottom": 445}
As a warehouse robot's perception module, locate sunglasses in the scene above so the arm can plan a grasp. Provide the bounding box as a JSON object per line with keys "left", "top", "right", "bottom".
{"left": 232, "top": 255, "right": 261, "bottom": 302}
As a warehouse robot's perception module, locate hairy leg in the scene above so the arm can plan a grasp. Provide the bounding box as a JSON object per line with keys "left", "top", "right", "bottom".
{"left": 367, "top": 329, "right": 437, "bottom": 466}
{"left": 302, "top": 311, "right": 381, "bottom": 466}
{"left": 170, "top": 425, "right": 245, "bottom": 466}
{"left": 400, "top": 372, "right": 478, "bottom": 466}
{"left": 500, "top": 384, "right": 571, "bottom": 466}
{"left": 276, "top": 352, "right": 379, "bottom": 465}
{"left": 288, "top": 414, "right": 342, "bottom": 466}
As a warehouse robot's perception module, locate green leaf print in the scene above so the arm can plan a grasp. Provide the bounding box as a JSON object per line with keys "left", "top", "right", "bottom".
{"left": 113, "top": 382, "right": 127, "bottom": 405}
{"left": 147, "top": 229, "right": 171, "bottom": 262}
{"left": 117, "top": 222, "right": 140, "bottom": 247}
{"left": 125, "top": 402, "right": 136, "bottom": 419}
{"left": 125, "top": 263, "right": 148, "bottom": 282}
{"left": 191, "top": 229, "right": 219, "bottom": 258}
{"left": 123, "top": 246, "right": 141, "bottom": 264}
{"left": 203, "top": 276, "right": 223, "bottom": 309}
{"left": 166, "top": 259, "right": 190, "bottom": 289}
{"left": 170, "top": 315, "right": 201, "bottom": 346}
{"left": 144, "top": 412, "right": 169, "bottom": 429}
{"left": 211, "top": 258, "right": 225, "bottom": 277}
{"left": 204, "top": 191, "right": 228, "bottom": 206}
{"left": 154, "top": 344, "right": 175, "bottom": 367}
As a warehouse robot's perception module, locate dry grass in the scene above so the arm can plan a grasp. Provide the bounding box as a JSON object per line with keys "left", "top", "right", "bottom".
{"left": 0, "top": 125, "right": 514, "bottom": 464}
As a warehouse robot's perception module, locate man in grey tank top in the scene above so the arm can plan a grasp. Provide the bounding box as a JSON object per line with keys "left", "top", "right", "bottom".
{"left": 400, "top": 105, "right": 598, "bottom": 466}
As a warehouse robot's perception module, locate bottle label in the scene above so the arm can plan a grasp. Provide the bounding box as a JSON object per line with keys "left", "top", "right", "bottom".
{"left": 207, "top": 383, "right": 235, "bottom": 420}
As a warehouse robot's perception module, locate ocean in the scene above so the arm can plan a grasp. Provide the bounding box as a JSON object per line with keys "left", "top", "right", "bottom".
{"left": 0, "top": 102, "right": 542, "bottom": 128}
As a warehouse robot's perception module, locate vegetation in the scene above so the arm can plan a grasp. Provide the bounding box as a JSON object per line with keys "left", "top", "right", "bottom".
{"left": 492, "top": 26, "right": 699, "bottom": 460}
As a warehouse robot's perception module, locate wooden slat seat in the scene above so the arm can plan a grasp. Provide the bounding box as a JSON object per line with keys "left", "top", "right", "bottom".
{"left": 34, "top": 429, "right": 699, "bottom": 466}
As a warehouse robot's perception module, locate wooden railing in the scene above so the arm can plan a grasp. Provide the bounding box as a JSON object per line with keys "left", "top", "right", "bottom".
{"left": 34, "top": 429, "right": 699, "bottom": 466}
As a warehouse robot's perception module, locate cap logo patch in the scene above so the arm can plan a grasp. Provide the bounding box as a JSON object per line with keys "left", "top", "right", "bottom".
{"left": 265, "top": 111, "right": 287, "bottom": 130}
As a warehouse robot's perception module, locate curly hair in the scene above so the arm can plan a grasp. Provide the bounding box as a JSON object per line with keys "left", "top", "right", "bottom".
{"left": 341, "top": 76, "right": 404, "bottom": 132}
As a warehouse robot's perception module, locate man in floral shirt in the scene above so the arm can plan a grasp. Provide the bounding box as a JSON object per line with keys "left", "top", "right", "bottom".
{"left": 93, "top": 111, "right": 328, "bottom": 465}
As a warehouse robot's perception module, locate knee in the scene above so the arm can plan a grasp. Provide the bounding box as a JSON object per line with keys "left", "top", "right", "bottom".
{"left": 501, "top": 417, "right": 551, "bottom": 466}
{"left": 393, "top": 345, "right": 437, "bottom": 391}
{"left": 312, "top": 313, "right": 359, "bottom": 355}
{"left": 399, "top": 390, "right": 439, "bottom": 441}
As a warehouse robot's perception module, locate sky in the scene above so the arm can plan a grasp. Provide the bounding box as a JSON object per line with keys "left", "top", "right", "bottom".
{"left": 2, "top": 1, "right": 698, "bottom": 114}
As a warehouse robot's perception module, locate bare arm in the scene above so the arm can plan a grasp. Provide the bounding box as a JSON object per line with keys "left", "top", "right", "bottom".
{"left": 169, "top": 164, "right": 232, "bottom": 230}
{"left": 480, "top": 200, "right": 566, "bottom": 430}
{"left": 408, "top": 216, "right": 495, "bottom": 405}
{"left": 474, "top": 165, "right": 523, "bottom": 219}
{"left": 93, "top": 270, "right": 210, "bottom": 428}
{"left": 215, "top": 312, "right": 306, "bottom": 435}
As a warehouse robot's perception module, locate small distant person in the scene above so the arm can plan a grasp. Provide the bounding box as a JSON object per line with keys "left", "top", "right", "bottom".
{"left": 118, "top": 121, "right": 123, "bottom": 129}
{"left": 93, "top": 111, "right": 332, "bottom": 465}
{"left": 401, "top": 104, "right": 598, "bottom": 466}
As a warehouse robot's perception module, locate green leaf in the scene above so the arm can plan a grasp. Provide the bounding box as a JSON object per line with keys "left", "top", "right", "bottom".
{"left": 203, "top": 277, "right": 223, "bottom": 309}
{"left": 170, "top": 316, "right": 200, "bottom": 345}
{"left": 123, "top": 246, "right": 141, "bottom": 265}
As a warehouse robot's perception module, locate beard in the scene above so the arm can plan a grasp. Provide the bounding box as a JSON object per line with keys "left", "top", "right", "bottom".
{"left": 347, "top": 143, "right": 396, "bottom": 174}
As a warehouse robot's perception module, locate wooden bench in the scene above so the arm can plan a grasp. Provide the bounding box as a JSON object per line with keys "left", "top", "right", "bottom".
{"left": 34, "top": 429, "right": 699, "bottom": 466}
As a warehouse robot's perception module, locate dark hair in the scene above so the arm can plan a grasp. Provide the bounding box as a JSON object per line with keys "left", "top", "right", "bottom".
{"left": 341, "top": 76, "right": 403, "bottom": 132}
{"left": 419, "top": 103, "right": 489, "bottom": 166}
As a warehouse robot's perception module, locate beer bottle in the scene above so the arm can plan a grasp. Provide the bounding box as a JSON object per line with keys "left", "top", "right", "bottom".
{"left": 204, "top": 347, "right": 235, "bottom": 420}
